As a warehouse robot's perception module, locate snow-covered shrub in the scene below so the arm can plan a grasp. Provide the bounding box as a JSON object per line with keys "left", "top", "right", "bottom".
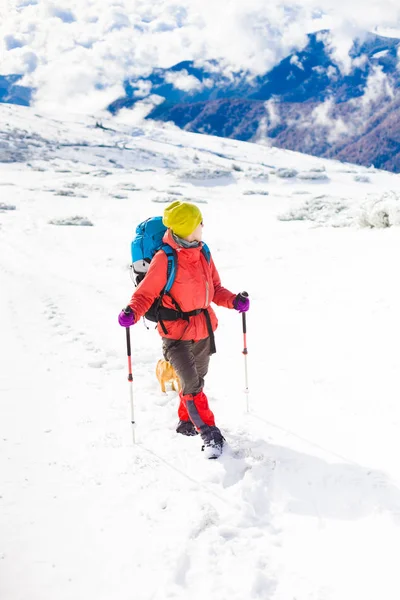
{"left": 179, "top": 167, "right": 233, "bottom": 182}
{"left": 48, "top": 216, "right": 94, "bottom": 226}
{"left": 297, "top": 171, "right": 329, "bottom": 181}
{"left": 55, "top": 190, "right": 80, "bottom": 197}
{"left": 243, "top": 190, "right": 269, "bottom": 196}
{"left": 354, "top": 174, "right": 371, "bottom": 183}
{"left": 0, "top": 138, "right": 28, "bottom": 163}
{"left": 275, "top": 167, "right": 298, "bottom": 178}
{"left": 359, "top": 191, "right": 400, "bottom": 228}
{"left": 92, "top": 170, "right": 112, "bottom": 177}
{"left": 278, "top": 195, "right": 350, "bottom": 226}
{"left": 245, "top": 170, "right": 269, "bottom": 182}
{"left": 0, "top": 202, "right": 16, "bottom": 211}
{"left": 117, "top": 183, "right": 140, "bottom": 191}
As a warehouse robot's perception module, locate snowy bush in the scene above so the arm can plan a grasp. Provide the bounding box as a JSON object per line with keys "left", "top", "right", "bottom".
{"left": 275, "top": 167, "right": 298, "bottom": 178}
{"left": 243, "top": 190, "right": 269, "bottom": 196}
{"left": 359, "top": 191, "right": 400, "bottom": 228}
{"left": 178, "top": 167, "right": 233, "bottom": 182}
{"left": 309, "top": 165, "right": 326, "bottom": 172}
{"left": 92, "top": 170, "right": 112, "bottom": 177}
{"left": 297, "top": 170, "right": 329, "bottom": 181}
{"left": 48, "top": 216, "right": 94, "bottom": 226}
{"left": 278, "top": 195, "right": 350, "bottom": 226}
{"left": 354, "top": 174, "right": 371, "bottom": 183}
{"left": 55, "top": 190, "right": 80, "bottom": 197}
{"left": 0, "top": 141, "right": 26, "bottom": 163}
{"left": 117, "top": 183, "right": 140, "bottom": 191}
{"left": 245, "top": 170, "right": 269, "bottom": 182}
{"left": 0, "top": 202, "right": 16, "bottom": 211}
{"left": 280, "top": 191, "right": 400, "bottom": 228}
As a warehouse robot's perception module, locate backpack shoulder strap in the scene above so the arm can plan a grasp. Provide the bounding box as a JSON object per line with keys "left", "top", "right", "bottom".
{"left": 160, "top": 244, "right": 177, "bottom": 293}
{"left": 162, "top": 243, "right": 210, "bottom": 288}
{"left": 201, "top": 242, "right": 211, "bottom": 264}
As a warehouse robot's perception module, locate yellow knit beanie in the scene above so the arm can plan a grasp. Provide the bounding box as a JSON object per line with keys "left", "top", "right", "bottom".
{"left": 162, "top": 201, "right": 203, "bottom": 238}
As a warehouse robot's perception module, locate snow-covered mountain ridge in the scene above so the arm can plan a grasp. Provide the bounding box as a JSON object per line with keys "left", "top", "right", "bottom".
{"left": 1, "top": 103, "right": 399, "bottom": 228}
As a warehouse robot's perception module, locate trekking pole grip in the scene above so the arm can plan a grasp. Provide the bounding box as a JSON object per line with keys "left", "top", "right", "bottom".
{"left": 239, "top": 291, "right": 248, "bottom": 337}
{"left": 123, "top": 306, "right": 134, "bottom": 365}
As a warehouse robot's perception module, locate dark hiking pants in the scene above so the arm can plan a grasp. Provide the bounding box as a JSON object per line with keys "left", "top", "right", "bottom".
{"left": 162, "top": 337, "right": 215, "bottom": 427}
{"left": 162, "top": 337, "right": 211, "bottom": 396}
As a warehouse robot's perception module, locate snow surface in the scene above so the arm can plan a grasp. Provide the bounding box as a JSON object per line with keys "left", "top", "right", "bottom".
{"left": 1, "top": 104, "right": 400, "bottom": 600}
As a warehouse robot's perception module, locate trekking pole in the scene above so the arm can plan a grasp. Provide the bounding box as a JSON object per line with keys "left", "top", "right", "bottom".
{"left": 124, "top": 307, "right": 136, "bottom": 444}
{"left": 239, "top": 291, "right": 250, "bottom": 412}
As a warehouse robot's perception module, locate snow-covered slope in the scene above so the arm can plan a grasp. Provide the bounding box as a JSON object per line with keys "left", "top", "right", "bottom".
{"left": 1, "top": 104, "right": 400, "bottom": 600}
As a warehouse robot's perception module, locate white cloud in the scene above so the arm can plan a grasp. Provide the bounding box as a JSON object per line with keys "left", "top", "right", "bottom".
{"left": 358, "top": 65, "right": 394, "bottom": 107}
{"left": 0, "top": 0, "right": 400, "bottom": 113}
{"left": 164, "top": 69, "right": 203, "bottom": 92}
{"left": 112, "top": 94, "right": 165, "bottom": 125}
{"left": 321, "top": 27, "right": 358, "bottom": 75}
{"left": 290, "top": 54, "right": 304, "bottom": 70}
{"left": 253, "top": 98, "right": 281, "bottom": 144}
{"left": 326, "top": 65, "right": 338, "bottom": 78}
{"left": 133, "top": 80, "right": 153, "bottom": 98}
{"left": 311, "top": 97, "right": 348, "bottom": 142}
{"left": 265, "top": 98, "right": 281, "bottom": 128}
{"left": 352, "top": 54, "right": 368, "bottom": 68}
{"left": 301, "top": 63, "right": 395, "bottom": 145}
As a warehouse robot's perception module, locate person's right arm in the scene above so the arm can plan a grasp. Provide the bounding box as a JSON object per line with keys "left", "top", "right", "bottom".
{"left": 127, "top": 251, "right": 168, "bottom": 320}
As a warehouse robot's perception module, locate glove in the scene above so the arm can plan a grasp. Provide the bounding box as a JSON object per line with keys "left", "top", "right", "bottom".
{"left": 233, "top": 293, "right": 250, "bottom": 313}
{"left": 118, "top": 307, "right": 135, "bottom": 327}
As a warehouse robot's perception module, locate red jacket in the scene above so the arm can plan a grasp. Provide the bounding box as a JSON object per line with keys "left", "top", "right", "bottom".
{"left": 128, "top": 230, "right": 236, "bottom": 340}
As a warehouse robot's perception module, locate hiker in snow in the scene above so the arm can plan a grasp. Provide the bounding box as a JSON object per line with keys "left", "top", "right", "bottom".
{"left": 118, "top": 201, "right": 249, "bottom": 456}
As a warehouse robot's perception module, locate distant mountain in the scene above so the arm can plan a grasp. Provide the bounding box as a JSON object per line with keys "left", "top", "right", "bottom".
{"left": 2, "top": 31, "right": 400, "bottom": 172}
{"left": 108, "top": 32, "right": 400, "bottom": 110}
{"left": 108, "top": 31, "right": 400, "bottom": 173}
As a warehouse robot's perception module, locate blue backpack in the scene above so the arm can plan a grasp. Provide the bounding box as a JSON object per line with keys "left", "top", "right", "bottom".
{"left": 131, "top": 216, "right": 211, "bottom": 324}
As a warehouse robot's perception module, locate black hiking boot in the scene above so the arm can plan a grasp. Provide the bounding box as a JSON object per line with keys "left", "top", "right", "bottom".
{"left": 199, "top": 425, "right": 225, "bottom": 459}
{"left": 176, "top": 420, "right": 198, "bottom": 436}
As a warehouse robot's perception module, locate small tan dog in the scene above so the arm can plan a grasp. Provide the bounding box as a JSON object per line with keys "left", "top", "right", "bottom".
{"left": 156, "top": 359, "right": 181, "bottom": 393}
